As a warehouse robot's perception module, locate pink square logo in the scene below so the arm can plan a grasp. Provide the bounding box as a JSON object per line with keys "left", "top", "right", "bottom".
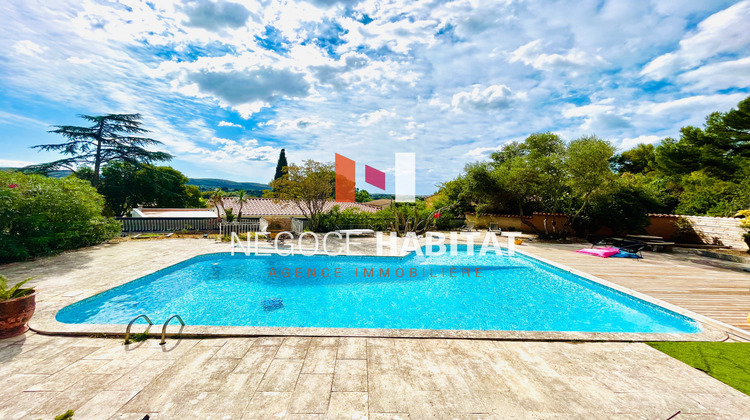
{"left": 365, "top": 165, "right": 385, "bottom": 190}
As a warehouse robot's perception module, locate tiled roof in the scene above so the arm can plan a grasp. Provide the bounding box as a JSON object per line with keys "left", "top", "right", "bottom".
{"left": 219, "top": 198, "right": 380, "bottom": 217}
{"left": 134, "top": 208, "right": 218, "bottom": 218}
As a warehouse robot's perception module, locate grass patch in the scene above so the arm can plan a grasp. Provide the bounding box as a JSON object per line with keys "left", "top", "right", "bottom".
{"left": 647, "top": 341, "right": 750, "bottom": 396}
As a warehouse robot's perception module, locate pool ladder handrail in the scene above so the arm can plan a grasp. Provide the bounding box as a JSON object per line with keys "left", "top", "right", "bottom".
{"left": 159, "top": 314, "right": 185, "bottom": 345}
{"left": 124, "top": 314, "right": 153, "bottom": 344}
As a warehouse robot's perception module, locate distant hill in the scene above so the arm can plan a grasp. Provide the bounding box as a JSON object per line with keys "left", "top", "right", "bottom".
{"left": 188, "top": 178, "right": 271, "bottom": 192}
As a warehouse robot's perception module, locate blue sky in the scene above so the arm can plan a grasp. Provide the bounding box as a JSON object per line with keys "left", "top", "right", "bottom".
{"left": 1, "top": 0, "right": 749, "bottom": 194}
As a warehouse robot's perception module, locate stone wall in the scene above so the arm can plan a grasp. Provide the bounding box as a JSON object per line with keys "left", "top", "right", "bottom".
{"left": 680, "top": 215, "right": 748, "bottom": 250}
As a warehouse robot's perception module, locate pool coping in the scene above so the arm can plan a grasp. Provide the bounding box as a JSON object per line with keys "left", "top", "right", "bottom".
{"left": 29, "top": 247, "right": 735, "bottom": 342}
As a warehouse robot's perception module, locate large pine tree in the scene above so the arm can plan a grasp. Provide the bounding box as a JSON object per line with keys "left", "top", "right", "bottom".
{"left": 274, "top": 148, "right": 288, "bottom": 180}
{"left": 29, "top": 113, "right": 172, "bottom": 186}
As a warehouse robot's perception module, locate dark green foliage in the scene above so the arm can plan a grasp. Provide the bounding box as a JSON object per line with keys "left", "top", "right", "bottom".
{"left": 0, "top": 172, "right": 119, "bottom": 262}
{"left": 578, "top": 177, "right": 664, "bottom": 236}
{"left": 29, "top": 114, "right": 172, "bottom": 186}
{"left": 355, "top": 188, "right": 371, "bottom": 203}
{"left": 0, "top": 275, "right": 34, "bottom": 301}
{"left": 648, "top": 342, "right": 750, "bottom": 396}
{"left": 54, "top": 410, "right": 75, "bottom": 420}
{"left": 96, "top": 162, "right": 205, "bottom": 216}
{"left": 611, "top": 143, "right": 657, "bottom": 174}
{"left": 274, "top": 148, "right": 288, "bottom": 180}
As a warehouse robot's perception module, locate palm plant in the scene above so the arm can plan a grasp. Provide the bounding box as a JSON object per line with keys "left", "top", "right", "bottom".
{"left": 209, "top": 188, "right": 225, "bottom": 217}
{"left": 0, "top": 275, "right": 34, "bottom": 301}
{"left": 235, "top": 190, "right": 248, "bottom": 221}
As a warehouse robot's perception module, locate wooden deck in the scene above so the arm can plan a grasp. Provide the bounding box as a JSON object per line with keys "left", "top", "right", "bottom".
{"left": 523, "top": 242, "right": 750, "bottom": 337}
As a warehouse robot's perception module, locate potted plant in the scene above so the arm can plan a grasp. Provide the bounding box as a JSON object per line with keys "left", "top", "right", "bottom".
{"left": 0, "top": 275, "right": 36, "bottom": 339}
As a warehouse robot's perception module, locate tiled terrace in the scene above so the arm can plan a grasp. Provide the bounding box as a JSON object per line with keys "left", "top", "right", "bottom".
{"left": 2, "top": 332, "right": 750, "bottom": 419}
{"left": 1, "top": 237, "right": 749, "bottom": 418}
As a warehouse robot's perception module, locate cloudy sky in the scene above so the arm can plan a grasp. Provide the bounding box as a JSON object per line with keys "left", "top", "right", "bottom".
{"left": 1, "top": 0, "right": 749, "bottom": 194}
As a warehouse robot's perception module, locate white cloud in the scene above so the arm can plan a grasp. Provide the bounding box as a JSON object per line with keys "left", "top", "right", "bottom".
{"left": 0, "top": 158, "right": 35, "bottom": 167}
{"left": 509, "top": 40, "right": 607, "bottom": 71}
{"left": 451, "top": 85, "right": 517, "bottom": 111}
{"left": 218, "top": 121, "right": 243, "bottom": 128}
{"left": 617, "top": 135, "right": 662, "bottom": 151}
{"left": 358, "top": 109, "right": 396, "bottom": 126}
{"left": 13, "top": 40, "right": 46, "bottom": 55}
{"left": 678, "top": 57, "right": 750, "bottom": 91}
{"left": 641, "top": 1, "right": 750, "bottom": 79}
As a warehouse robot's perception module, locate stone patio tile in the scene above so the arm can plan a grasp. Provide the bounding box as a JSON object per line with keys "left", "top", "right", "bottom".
{"left": 310, "top": 337, "right": 339, "bottom": 347}
{"left": 244, "top": 391, "right": 292, "bottom": 419}
{"left": 26, "top": 373, "right": 120, "bottom": 417}
{"left": 302, "top": 346, "right": 337, "bottom": 374}
{"left": 105, "top": 358, "right": 177, "bottom": 392}
{"left": 258, "top": 359, "right": 304, "bottom": 392}
{"left": 141, "top": 338, "right": 200, "bottom": 360}
{"left": 182, "top": 357, "right": 242, "bottom": 393}
{"left": 276, "top": 337, "right": 311, "bottom": 359}
{"left": 26, "top": 359, "right": 111, "bottom": 392}
{"left": 214, "top": 338, "right": 256, "bottom": 359}
{"left": 73, "top": 390, "right": 139, "bottom": 420}
{"left": 233, "top": 345, "right": 279, "bottom": 374}
{"left": 200, "top": 373, "right": 264, "bottom": 417}
{"left": 0, "top": 391, "right": 57, "bottom": 420}
{"left": 289, "top": 373, "right": 334, "bottom": 414}
{"left": 254, "top": 336, "right": 284, "bottom": 346}
{"left": 368, "top": 373, "right": 413, "bottom": 413}
{"left": 23, "top": 345, "right": 102, "bottom": 375}
{"left": 333, "top": 359, "right": 367, "bottom": 392}
{"left": 432, "top": 374, "right": 488, "bottom": 415}
{"left": 0, "top": 374, "right": 49, "bottom": 400}
{"left": 337, "top": 337, "right": 366, "bottom": 360}
{"left": 327, "top": 392, "right": 368, "bottom": 419}
{"left": 118, "top": 345, "right": 219, "bottom": 413}
{"left": 407, "top": 390, "right": 447, "bottom": 420}
{"left": 370, "top": 413, "right": 410, "bottom": 419}
{"left": 367, "top": 343, "right": 400, "bottom": 374}
{"left": 196, "top": 338, "right": 229, "bottom": 347}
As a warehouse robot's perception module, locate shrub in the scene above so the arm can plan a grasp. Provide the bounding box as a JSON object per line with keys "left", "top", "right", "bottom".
{"left": 0, "top": 171, "right": 120, "bottom": 262}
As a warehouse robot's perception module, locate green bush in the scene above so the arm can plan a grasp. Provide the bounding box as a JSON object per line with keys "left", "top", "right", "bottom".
{"left": 0, "top": 172, "right": 120, "bottom": 262}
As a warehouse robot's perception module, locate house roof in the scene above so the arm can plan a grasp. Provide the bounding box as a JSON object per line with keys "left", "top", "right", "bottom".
{"left": 219, "top": 197, "right": 380, "bottom": 217}
{"left": 364, "top": 199, "right": 394, "bottom": 209}
{"left": 132, "top": 208, "right": 218, "bottom": 218}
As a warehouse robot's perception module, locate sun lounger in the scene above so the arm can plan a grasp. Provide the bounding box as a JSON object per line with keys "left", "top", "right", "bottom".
{"left": 460, "top": 222, "right": 476, "bottom": 231}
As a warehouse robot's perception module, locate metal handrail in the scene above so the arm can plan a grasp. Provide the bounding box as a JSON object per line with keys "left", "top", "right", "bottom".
{"left": 124, "top": 314, "right": 153, "bottom": 344}
{"left": 159, "top": 314, "right": 185, "bottom": 345}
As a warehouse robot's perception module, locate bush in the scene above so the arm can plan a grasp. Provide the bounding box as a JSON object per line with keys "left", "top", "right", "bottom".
{"left": 0, "top": 171, "right": 120, "bottom": 262}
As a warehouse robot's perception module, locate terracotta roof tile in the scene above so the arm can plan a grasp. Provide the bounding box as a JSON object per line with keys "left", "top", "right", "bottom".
{"left": 218, "top": 198, "right": 379, "bottom": 217}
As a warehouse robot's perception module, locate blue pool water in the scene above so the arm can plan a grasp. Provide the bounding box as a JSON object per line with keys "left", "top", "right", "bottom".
{"left": 56, "top": 247, "right": 701, "bottom": 333}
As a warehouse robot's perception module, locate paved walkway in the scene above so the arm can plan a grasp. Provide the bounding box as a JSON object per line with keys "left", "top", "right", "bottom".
{"left": 2, "top": 332, "right": 750, "bottom": 419}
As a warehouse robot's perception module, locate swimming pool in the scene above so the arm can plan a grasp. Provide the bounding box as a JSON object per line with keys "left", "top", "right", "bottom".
{"left": 56, "top": 246, "right": 701, "bottom": 334}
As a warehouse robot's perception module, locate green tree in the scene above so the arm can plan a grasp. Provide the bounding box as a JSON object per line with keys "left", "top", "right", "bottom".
{"left": 29, "top": 114, "right": 172, "bottom": 186}
{"left": 274, "top": 148, "right": 288, "bottom": 181}
{"left": 562, "top": 135, "right": 616, "bottom": 234}
{"left": 0, "top": 171, "right": 119, "bottom": 261}
{"left": 611, "top": 143, "right": 657, "bottom": 174}
{"left": 235, "top": 190, "right": 248, "bottom": 220}
{"left": 355, "top": 188, "right": 371, "bottom": 203}
{"left": 96, "top": 162, "right": 202, "bottom": 216}
{"left": 266, "top": 160, "right": 335, "bottom": 231}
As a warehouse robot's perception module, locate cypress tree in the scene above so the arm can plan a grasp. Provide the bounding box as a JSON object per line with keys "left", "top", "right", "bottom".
{"left": 274, "top": 148, "right": 288, "bottom": 180}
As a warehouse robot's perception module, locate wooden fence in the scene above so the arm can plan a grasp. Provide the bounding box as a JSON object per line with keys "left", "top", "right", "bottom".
{"left": 117, "top": 217, "right": 221, "bottom": 233}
